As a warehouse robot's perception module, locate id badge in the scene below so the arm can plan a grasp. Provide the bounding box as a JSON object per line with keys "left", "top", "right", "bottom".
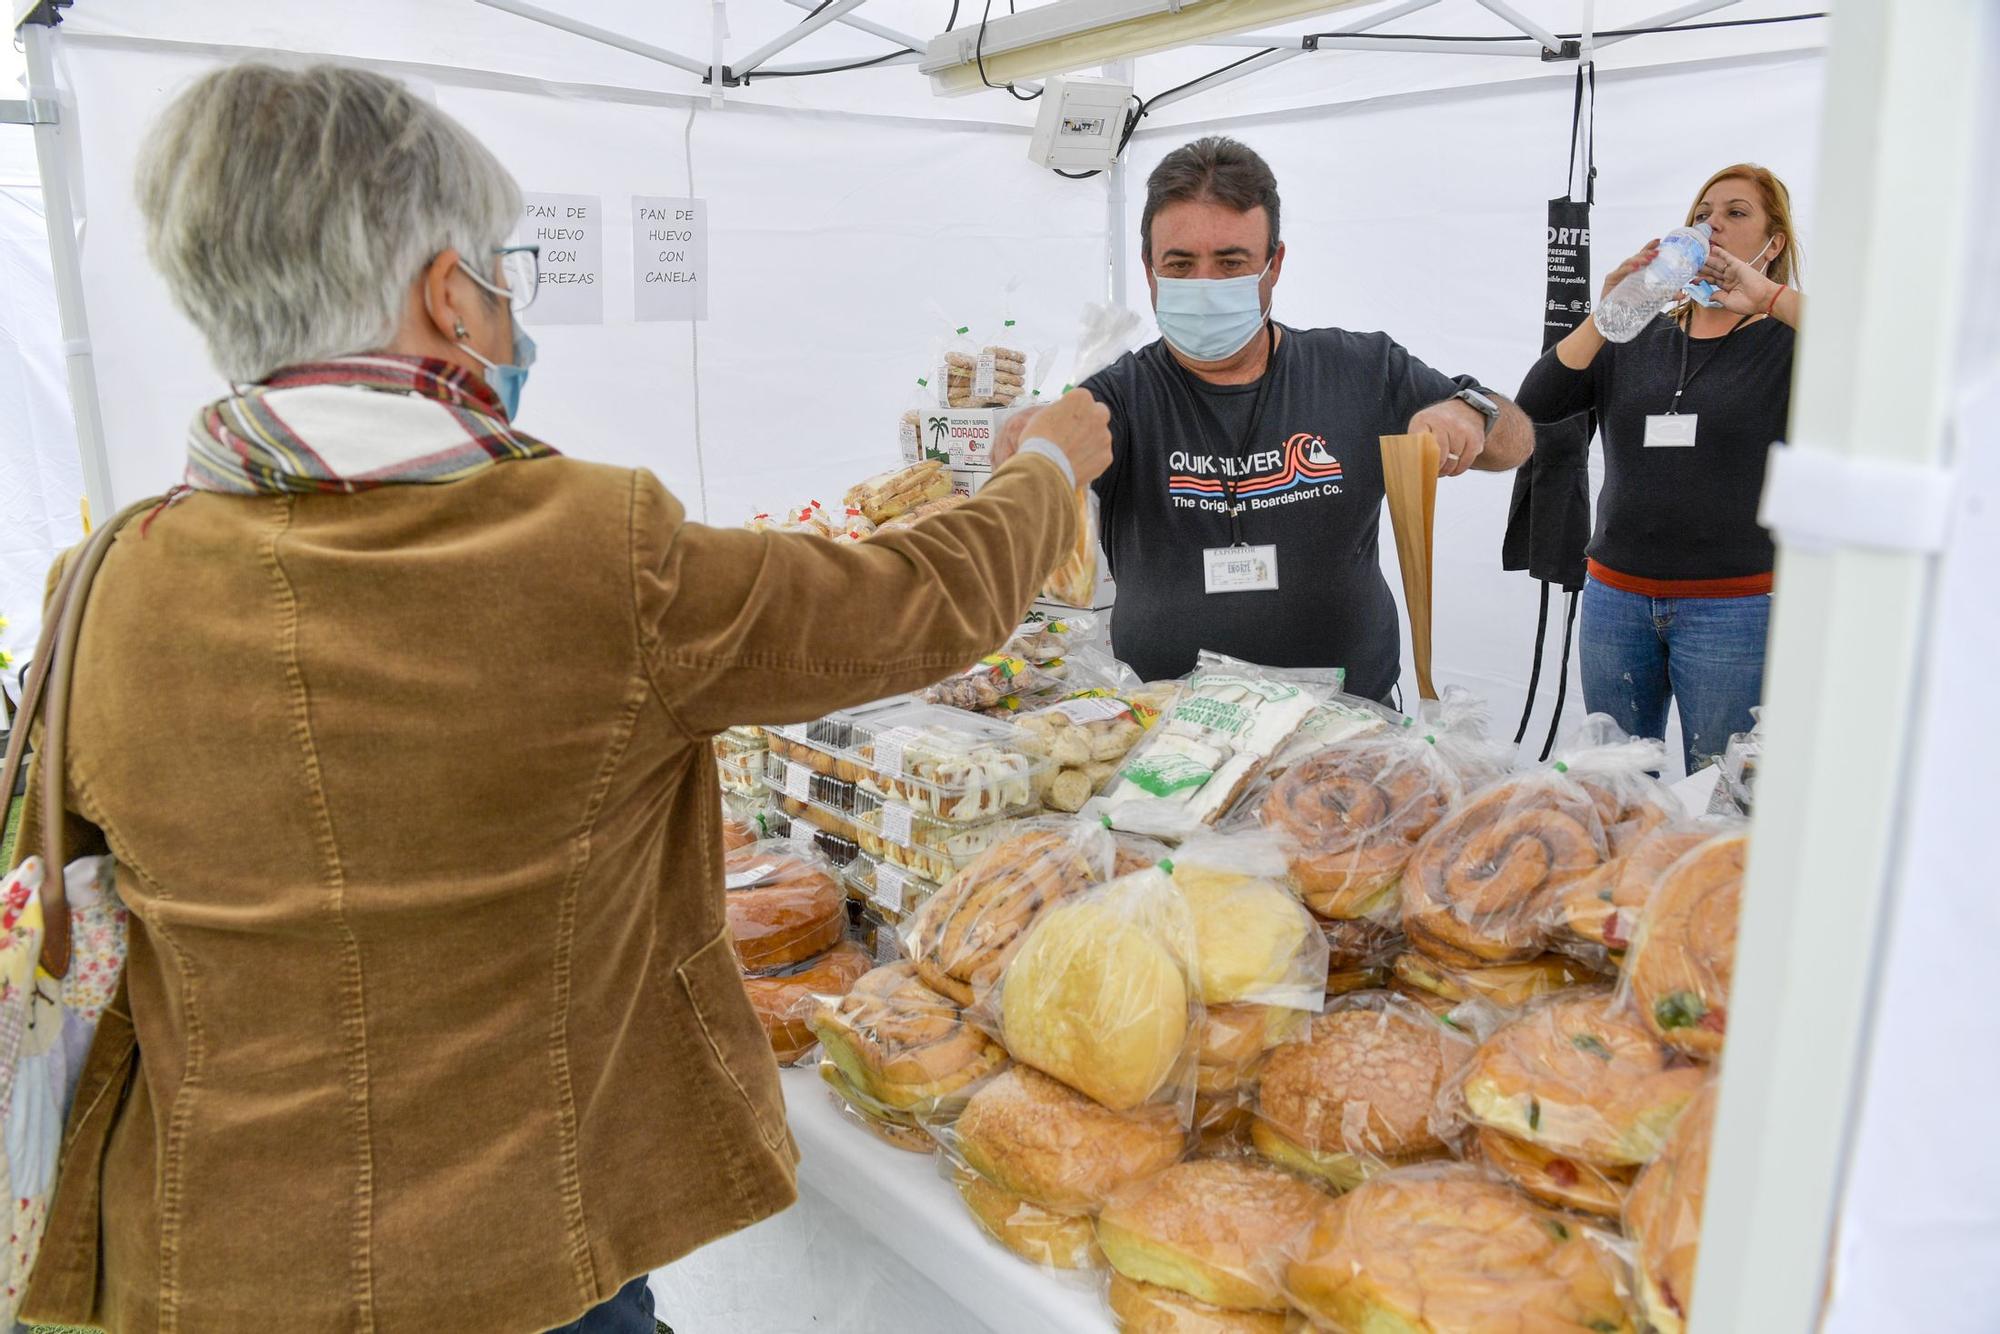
{"left": 1644, "top": 414, "right": 1699, "bottom": 448}
{"left": 1203, "top": 544, "right": 1279, "bottom": 595}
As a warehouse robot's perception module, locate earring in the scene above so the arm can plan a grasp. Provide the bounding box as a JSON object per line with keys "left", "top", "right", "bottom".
{"left": 453, "top": 321, "right": 469, "bottom": 339}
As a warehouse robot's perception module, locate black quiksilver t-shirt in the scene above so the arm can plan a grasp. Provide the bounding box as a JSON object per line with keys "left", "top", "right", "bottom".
{"left": 1083, "top": 325, "right": 1465, "bottom": 699}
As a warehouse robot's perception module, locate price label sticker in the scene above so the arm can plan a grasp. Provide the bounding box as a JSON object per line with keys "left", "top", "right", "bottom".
{"left": 880, "top": 802, "right": 916, "bottom": 848}
{"left": 787, "top": 818, "right": 817, "bottom": 853}
{"left": 874, "top": 727, "right": 920, "bottom": 778}
{"left": 873, "top": 864, "right": 911, "bottom": 913}
{"left": 785, "top": 761, "right": 812, "bottom": 801}
{"left": 723, "top": 862, "right": 778, "bottom": 892}
{"left": 776, "top": 724, "right": 809, "bottom": 743}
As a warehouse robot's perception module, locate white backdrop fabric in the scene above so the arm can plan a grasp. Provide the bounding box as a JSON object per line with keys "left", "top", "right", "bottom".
{"left": 0, "top": 183, "right": 84, "bottom": 693}
{"left": 51, "top": 38, "right": 1107, "bottom": 523}
{"left": 40, "top": 18, "right": 1823, "bottom": 762}
{"left": 1123, "top": 49, "right": 1823, "bottom": 757}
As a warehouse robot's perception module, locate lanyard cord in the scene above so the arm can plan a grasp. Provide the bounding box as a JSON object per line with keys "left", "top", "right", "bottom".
{"left": 1667, "top": 312, "right": 1753, "bottom": 415}
{"left": 1173, "top": 320, "right": 1278, "bottom": 548}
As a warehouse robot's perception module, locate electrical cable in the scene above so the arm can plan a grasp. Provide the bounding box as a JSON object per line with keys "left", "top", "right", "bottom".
{"left": 737, "top": 47, "right": 914, "bottom": 82}
{"left": 1044, "top": 10, "right": 1825, "bottom": 182}
{"left": 1307, "top": 12, "right": 1826, "bottom": 44}
{"left": 975, "top": 0, "right": 1042, "bottom": 100}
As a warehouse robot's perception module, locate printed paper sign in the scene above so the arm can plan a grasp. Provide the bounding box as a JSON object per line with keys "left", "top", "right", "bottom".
{"left": 633, "top": 196, "right": 708, "bottom": 321}
{"left": 517, "top": 193, "right": 602, "bottom": 325}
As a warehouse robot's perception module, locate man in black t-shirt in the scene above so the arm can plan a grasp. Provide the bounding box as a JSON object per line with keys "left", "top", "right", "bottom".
{"left": 1001, "top": 137, "right": 1534, "bottom": 701}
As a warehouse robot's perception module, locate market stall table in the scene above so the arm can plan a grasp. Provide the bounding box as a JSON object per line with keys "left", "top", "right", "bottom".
{"left": 650, "top": 1066, "right": 1113, "bottom": 1334}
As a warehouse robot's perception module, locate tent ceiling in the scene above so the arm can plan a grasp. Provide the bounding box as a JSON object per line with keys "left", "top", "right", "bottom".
{"left": 41, "top": 0, "right": 1829, "bottom": 127}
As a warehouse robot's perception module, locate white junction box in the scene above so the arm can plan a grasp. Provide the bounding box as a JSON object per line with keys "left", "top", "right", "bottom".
{"left": 1027, "top": 75, "right": 1134, "bottom": 173}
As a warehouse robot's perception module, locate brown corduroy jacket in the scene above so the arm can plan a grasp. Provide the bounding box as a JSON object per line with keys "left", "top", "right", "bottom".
{"left": 17, "top": 451, "right": 1075, "bottom": 1332}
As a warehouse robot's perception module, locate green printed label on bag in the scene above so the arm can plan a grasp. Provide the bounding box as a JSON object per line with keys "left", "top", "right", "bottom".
{"left": 1171, "top": 694, "right": 1257, "bottom": 737}
{"left": 1121, "top": 752, "right": 1217, "bottom": 798}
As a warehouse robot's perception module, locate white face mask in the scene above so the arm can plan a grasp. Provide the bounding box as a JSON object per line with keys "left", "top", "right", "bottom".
{"left": 1152, "top": 260, "right": 1273, "bottom": 362}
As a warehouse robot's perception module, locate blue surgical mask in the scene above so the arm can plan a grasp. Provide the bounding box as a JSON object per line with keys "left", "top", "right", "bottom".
{"left": 1153, "top": 261, "right": 1272, "bottom": 362}
{"left": 460, "top": 319, "right": 536, "bottom": 420}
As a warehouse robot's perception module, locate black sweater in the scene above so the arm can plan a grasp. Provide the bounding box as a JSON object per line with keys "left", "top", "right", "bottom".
{"left": 1515, "top": 314, "right": 1794, "bottom": 580}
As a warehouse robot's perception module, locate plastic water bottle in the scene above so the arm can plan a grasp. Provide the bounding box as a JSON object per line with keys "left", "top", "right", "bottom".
{"left": 1592, "top": 222, "right": 1711, "bottom": 343}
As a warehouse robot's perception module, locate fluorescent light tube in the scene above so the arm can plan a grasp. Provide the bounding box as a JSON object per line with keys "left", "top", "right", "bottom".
{"left": 921, "top": 0, "right": 1373, "bottom": 96}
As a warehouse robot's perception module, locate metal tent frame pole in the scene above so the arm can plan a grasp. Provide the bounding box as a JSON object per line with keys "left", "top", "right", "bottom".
{"left": 1692, "top": 0, "right": 1986, "bottom": 1329}
{"left": 15, "top": 16, "right": 113, "bottom": 521}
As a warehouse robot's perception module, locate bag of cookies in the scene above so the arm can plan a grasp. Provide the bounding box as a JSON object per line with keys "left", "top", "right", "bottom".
{"left": 1092, "top": 653, "right": 1323, "bottom": 839}
{"left": 1014, "top": 688, "right": 1166, "bottom": 813}
{"left": 845, "top": 458, "right": 953, "bottom": 525}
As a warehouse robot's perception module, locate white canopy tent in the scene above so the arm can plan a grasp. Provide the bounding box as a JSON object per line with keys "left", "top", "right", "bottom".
{"left": 5, "top": 1, "right": 1994, "bottom": 1330}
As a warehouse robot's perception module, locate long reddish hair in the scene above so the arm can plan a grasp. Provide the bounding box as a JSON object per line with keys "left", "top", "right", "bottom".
{"left": 1685, "top": 163, "right": 1802, "bottom": 288}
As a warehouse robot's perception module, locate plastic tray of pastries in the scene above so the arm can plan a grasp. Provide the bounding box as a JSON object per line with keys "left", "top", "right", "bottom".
{"left": 770, "top": 701, "right": 1050, "bottom": 823}
{"left": 765, "top": 750, "right": 861, "bottom": 813}
{"left": 719, "top": 751, "right": 768, "bottom": 797}
{"left": 841, "top": 849, "right": 943, "bottom": 926}
{"left": 768, "top": 798, "right": 863, "bottom": 870}
{"left": 852, "top": 802, "right": 1017, "bottom": 883}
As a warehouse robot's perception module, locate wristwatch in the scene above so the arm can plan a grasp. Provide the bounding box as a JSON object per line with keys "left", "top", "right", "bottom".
{"left": 1453, "top": 387, "right": 1500, "bottom": 437}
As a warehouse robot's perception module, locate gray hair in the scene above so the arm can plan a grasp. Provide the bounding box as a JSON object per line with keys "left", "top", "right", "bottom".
{"left": 138, "top": 62, "right": 520, "bottom": 382}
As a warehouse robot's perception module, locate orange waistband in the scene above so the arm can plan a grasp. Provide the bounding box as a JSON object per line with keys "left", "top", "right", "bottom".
{"left": 1588, "top": 560, "right": 1774, "bottom": 599}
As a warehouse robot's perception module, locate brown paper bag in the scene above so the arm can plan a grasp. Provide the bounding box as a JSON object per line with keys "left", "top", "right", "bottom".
{"left": 1379, "top": 432, "right": 1441, "bottom": 701}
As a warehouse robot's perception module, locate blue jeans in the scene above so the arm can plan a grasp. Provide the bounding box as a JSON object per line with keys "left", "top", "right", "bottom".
{"left": 1579, "top": 575, "right": 1770, "bottom": 773}
{"left": 545, "top": 1276, "right": 657, "bottom": 1334}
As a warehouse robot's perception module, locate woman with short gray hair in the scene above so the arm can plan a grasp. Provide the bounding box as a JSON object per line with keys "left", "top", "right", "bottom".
{"left": 18, "top": 61, "right": 1109, "bottom": 1332}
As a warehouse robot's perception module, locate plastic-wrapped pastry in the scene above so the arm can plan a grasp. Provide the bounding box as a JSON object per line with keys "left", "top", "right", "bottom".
{"left": 1453, "top": 992, "right": 1706, "bottom": 1168}
{"left": 1015, "top": 692, "right": 1161, "bottom": 813}
{"left": 1621, "top": 829, "right": 1746, "bottom": 1060}
{"left": 1252, "top": 994, "right": 1474, "bottom": 1190}
{"left": 845, "top": 459, "right": 953, "bottom": 524}
{"left": 1283, "top": 1166, "right": 1636, "bottom": 1333}
{"left": 903, "top": 822, "right": 1112, "bottom": 1006}
{"left": 919, "top": 655, "right": 1067, "bottom": 712}
{"left": 872, "top": 493, "right": 968, "bottom": 533}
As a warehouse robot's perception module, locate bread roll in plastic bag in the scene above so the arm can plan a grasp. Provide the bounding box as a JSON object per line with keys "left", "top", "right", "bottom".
{"left": 1096, "top": 1157, "right": 1328, "bottom": 1317}
{"left": 901, "top": 818, "right": 1114, "bottom": 1007}
{"left": 1546, "top": 821, "right": 1720, "bottom": 965}
{"left": 1617, "top": 826, "right": 1748, "bottom": 1060}
{"left": 1624, "top": 1077, "right": 1717, "bottom": 1334}
{"left": 1400, "top": 741, "right": 1628, "bottom": 966}
{"left": 992, "top": 865, "right": 1201, "bottom": 1117}
{"left": 1251, "top": 991, "right": 1475, "bottom": 1192}
{"left": 1473, "top": 1124, "right": 1634, "bottom": 1221}
{"left": 1440, "top": 991, "right": 1705, "bottom": 1175}
{"left": 722, "top": 840, "right": 848, "bottom": 971}
{"left": 1245, "top": 693, "right": 1508, "bottom": 923}
{"left": 1321, "top": 915, "right": 1405, "bottom": 997}
{"left": 809, "top": 960, "right": 1009, "bottom": 1120}
{"left": 743, "top": 940, "right": 872, "bottom": 1066}
{"left": 1390, "top": 945, "right": 1602, "bottom": 1014}
{"left": 949, "top": 1162, "right": 1107, "bottom": 1271}
{"left": 816, "top": 1058, "right": 936, "bottom": 1155}
{"left": 1167, "top": 831, "right": 1328, "bottom": 1012}
{"left": 1281, "top": 1162, "right": 1637, "bottom": 1333}
{"left": 931, "top": 1064, "right": 1185, "bottom": 1220}
{"left": 1105, "top": 1270, "right": 1311, "bottom": 1333}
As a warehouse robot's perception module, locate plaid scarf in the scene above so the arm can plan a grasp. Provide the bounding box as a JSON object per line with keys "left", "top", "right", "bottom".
{"left": 185, "top": 355, "right": 559, "bottom": 495}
